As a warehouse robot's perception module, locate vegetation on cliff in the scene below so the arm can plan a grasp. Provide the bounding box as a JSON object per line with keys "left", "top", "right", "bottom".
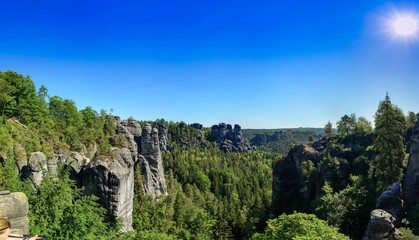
{"left": 1, "top": 70, "right": 419, "bottom": 239}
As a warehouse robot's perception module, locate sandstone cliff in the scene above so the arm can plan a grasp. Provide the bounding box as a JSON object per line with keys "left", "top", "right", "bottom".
{"left": 404, "top": 113, "right": 419, "bottom": 212}
{"left": 11, "top": 116, "right": 168, "bottom": 232}
{"left": 209, "top": 123, "right": 253, "bottom": 153}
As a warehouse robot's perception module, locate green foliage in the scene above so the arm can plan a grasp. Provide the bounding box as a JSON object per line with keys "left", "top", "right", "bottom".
{"left": 397, "top": 227, "right": 419, "bottom": 240}
{"left": 371, "top": 94, "right": 406, "bottom": 192}
{"left": 315, "top": 176, "right": 372, "bottom": 238}
{"left": 336, "top": 114, "right": 356, "bottom": 137}
{"left": 133, "top": 142, "right": 275, "bottom": 239}
{"left": 407, "top": 204, "right": 419, "bottom": 235}
{"left": 29, "top": 169, "right": 119, "bottom": 240}
{"left": 324, "top": 121, "right": 334, "bottom": 138}
{"left": 251, "top": 212, "right": 349, "bottom": 240}
{"left": 249, "top": 129, "right": 323, "bottom": 154}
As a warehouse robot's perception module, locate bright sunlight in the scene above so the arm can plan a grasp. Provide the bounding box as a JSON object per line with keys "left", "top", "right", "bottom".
{"left": 392, "top": 15, "right": 418, "bottom": 36}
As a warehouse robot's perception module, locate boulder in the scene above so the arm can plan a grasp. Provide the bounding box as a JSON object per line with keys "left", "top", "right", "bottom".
{"left": 0, "top": 191, "right": 29, "bottom": 235}
{"left": 27, "top": 152, "right": 47, "bottom": 186}
{"left": 376, "top": 183, "right": 403, "bottom": 226}
{"left": 362, "top": 209, "right": 396, "bottom": 240}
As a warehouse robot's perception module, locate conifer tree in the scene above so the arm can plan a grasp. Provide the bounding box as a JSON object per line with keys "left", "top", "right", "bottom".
{"left": 371, "top": 94, "right": 406, "bottom": 192}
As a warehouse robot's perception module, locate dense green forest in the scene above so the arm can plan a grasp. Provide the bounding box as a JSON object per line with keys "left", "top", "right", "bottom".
{"left": 1, "top": 70, "right": 419, "bottom": 239}
{"left": 243, "top": 128, "right": 324, "bottom": 154}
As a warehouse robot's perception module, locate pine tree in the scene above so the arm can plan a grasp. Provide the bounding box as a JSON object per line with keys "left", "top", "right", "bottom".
{"left": 371, "top": 94, "right": 406, "bottom": 192}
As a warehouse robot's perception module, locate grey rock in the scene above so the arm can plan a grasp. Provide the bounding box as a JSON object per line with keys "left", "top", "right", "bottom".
{"left": 139, "top": 123, "right": 167, "bottom": 196}
{"left": 82, "top": 147, "right": 134, "bottom": 231}
{"left": 117, "top": 119, "right": 140, "bottom": 157}
{"left": 27, "top": 152, "right": 47, "bottom": 186}
{"left": 209, "top": 123, "right": 253, "bottom": 153}
{"left": 158, "top": 124, "right": 169, "bottom": 151}
{"left": 271, "top": 144, "right": 320, "bottom": 215}
{"left": 376, "top": 183, "right": 403, "bottom": 226}
{"left": 14, "top": 143, "right": 27, "bottom": 171}
{"left": 404, "top": 113, "right": 419, "bottom": 212}
{"left": 0, "top": 192, "right": 29, "bottom": 235}
{"left": 363, "top": 209, "right": 396, "bottom": 240}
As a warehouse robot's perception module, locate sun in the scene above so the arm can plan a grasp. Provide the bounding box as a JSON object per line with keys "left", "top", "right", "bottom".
{"left": 392, "top": 15, "right": 418, "bottom": 36}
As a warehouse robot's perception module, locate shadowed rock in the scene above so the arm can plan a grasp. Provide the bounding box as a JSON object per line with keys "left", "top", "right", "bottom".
{"left": 404, "top": 113, "right": 419, "bottom": 212}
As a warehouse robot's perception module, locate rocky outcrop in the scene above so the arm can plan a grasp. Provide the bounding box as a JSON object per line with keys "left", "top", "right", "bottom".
{"left": 210, "top": 123, "right": 253, "bottom": 153}
{"left": 404, "top": 113, "right": 419, "bottom": 212}
{"left": 138, "top": 124, "right": 167, "bottom": 196}
{"left": 82, "top": 148, "right": 135, "bottom": 231}
{"left": 271, "top": 143, "right": 320, "bottom": 214}
{"left": 362, "top": 209, "right": 396, "bottom": 240}
{"left": 0, "top": 191, "right": 29, "bottom": 235}
{"left": 27, "top": 152, "right": 47, "bottom": 186}
{"left": 158, "top": 124, "right": 169, "bottom": 151}
{"left": 271, "top": 137, "right": 359, "bottom": 216}
{"left": 376, "top": 183, "right": 403, "bottom": 226}
{"left": 7, "top": 117, "right": 168, "bottom": 232}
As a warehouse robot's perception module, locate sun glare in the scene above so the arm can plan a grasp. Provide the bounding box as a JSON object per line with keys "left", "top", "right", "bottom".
{"left": 392, "top": 15, "right": 418, "bottom": 36}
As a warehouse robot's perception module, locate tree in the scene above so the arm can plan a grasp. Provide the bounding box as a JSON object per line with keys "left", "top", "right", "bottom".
{"left": 371, "top": 94, "right": 406, "bottom": 192}
{"left": 406, "top": 111, "right": 417, "bottom": 130}
{"left": 324, "top": 121, "right": 334, "bottom": 138}
{"left": 336, "top": 114, "right": 356, "bottom": 137}
{"left": 29, "top": 168, "right": 119, "bottom": 240}
{"left": 355, "top": 116, "right": 373, "bottom": 134}
{"left": 251, "top": 212, "right": 349, "bottom": 240}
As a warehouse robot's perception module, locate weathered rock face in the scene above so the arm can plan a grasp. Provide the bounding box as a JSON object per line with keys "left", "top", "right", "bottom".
{"left": 117, "top": 118, "right": 141, "bottom": 157}
{"left": 0, "top": 192, "right": 29, "bottom": 235}
{"left": 158, "top": 124, "right": 169, "bottom": 151}
{"left": 27, "top": 152, "right": 47, "bottom": 186}
{"left": 376, "top": 183, "right": 403, "bottom": 226}
{"left": 271, "top": 137, "right": 357, "bottom": 216}
{"left": 82, "top": 148, "right": 134, "bottom": 231}
{"left": 209, "top": 123, "right": 253, "bottom": 153}
{"left": 404, "top": 113, "right": 419, "bottom": 212}
{"left": 271, "top": 143, "right": 320, "bottom": 215}
{"left": 362, "top": 209, "right": 396, "bottom": 240}
{"left": 138, "top": 123, "right": 167, "bottom": 196}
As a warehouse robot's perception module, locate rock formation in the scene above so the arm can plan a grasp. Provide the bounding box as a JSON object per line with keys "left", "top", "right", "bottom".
{"left": 271, "top": 137, "right": 360, "bottom": 215}
{"left": 158, "top": 124, "right": 169, "bottom": 151}
{"left": 27, "top": 152, "right": 47, "bottom": 186}
{"left": 362, "top": 209, "right": 396, "bottom": 240}
{"left": 209, "top": 123, "right": 253, "bottom": 153}
{"left": 404, "top": 113, "right": 419, "bottom": 212}
{"left": 82, "top": 148, "right": 135, "bottom": 231}
{"left": 376, "top": 183, "right": 403, "bottom": 226}
{"left": 138, "top": 123, "right": 168, "bottom": 196}
{"left": 271, "top": 143, "right": 320, "bottom": 214}
{"left": 0, "top": 191, "right": 29, "bottom": 235}
{"left": 11, "top": 117, "right": 168, "bottom": 232}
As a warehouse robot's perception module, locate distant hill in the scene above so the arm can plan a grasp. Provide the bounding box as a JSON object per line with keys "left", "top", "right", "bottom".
{"left": 242, "top": 128, "right": 325, "bottom": 154}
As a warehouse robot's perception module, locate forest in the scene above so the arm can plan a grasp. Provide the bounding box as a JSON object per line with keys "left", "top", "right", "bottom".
{"left": 1, "top": 70, "right": 419, "bottom": 239}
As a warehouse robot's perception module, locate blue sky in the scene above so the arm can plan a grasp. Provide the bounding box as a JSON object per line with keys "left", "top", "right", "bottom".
{"left": 1, "top": 0, "right": 418, "bottom": 128}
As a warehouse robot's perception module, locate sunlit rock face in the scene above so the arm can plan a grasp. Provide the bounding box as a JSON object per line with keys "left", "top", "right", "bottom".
{"left": 404, "top": 113, "right": 419, "bottom": 212}
{"left": 0, "top": 192, "right": 29, "bottom": 235}
{"left": 376, "top": 183, "right": 403, "bottom": 227}
{"left": 138, "top": 123, "right": 168, "bottom": 196}
{"left": 82, "top": 148, "right": 134, "bottom": 231}
{"left": 209, "top": 123, "right": 253, "bottom": 153}
{"left": 362, "top": 209, "right": 396, "bottom": 240}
